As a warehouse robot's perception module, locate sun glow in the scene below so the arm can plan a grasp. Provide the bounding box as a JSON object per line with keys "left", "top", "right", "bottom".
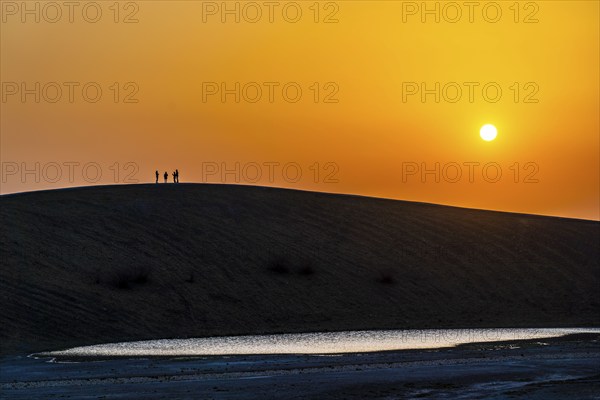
{"left": 480, "top": 124, "right": 498, "bottom": 142}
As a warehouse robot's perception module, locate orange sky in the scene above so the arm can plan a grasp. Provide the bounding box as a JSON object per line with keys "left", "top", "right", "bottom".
{"left": 1, "top": 1, "right": 599, "bottom": 220}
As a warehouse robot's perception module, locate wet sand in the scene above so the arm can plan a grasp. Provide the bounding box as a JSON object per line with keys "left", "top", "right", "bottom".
{"left": 2, "top": 333, "right": 599, "bottom": 399}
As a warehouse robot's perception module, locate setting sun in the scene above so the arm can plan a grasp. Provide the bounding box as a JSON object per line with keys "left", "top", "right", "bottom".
{"left": 480, "top": 124, "right": 498, "bottom": 142}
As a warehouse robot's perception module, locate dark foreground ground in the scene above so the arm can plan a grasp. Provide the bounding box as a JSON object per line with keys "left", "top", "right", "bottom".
{"left": 1, "top": 334, "right": 599, "bottom": 400}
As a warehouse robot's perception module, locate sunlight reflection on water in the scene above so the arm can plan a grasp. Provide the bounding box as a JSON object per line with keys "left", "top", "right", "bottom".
{"left": 45, "top": 328, "right": 600, "bottom": 357}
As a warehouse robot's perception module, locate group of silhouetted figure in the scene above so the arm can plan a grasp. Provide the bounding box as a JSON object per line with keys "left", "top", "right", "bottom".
{"left": 156, "top": 169, "right": 179, "bottom": 184}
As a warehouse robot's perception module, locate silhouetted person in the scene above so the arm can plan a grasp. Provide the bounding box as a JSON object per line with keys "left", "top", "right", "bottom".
{"left": 175, "top": 169, "right": 179, "bottom": 183}
{"left": 163, "top": 171, "right": 168, "bottom": 183}
{"left": 155, "top": 170, "right": 159, "bottom": 184}
{"left": 172, "top": 171, "right": 176, "bottom": 183}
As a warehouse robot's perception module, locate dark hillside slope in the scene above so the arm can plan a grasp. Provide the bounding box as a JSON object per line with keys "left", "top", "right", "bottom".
{"left": 1, "top": 184, "right": 598, "bottom": 354}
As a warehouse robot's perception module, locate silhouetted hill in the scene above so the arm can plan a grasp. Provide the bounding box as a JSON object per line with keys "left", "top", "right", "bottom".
{"left": 1, "top": 184, "right": 598, "bottom": 355}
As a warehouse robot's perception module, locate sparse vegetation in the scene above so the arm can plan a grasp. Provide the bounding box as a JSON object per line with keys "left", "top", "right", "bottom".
{"left": 377, "top": 270, "right": 396, "bottom": 284}
{"left": 267, "top": 257, "right": 316, "bottom": 276}
{"left": 185, "top": 270, "right": 195, "bottom": 283}
{"left": 267, "top": 257, "right": 290, "bottom": 274}
{"left": 104, "top": 265, "right": 151, "bottom": 289}
{"left": 297, "top": 263, "right": 315, "bottom": 276}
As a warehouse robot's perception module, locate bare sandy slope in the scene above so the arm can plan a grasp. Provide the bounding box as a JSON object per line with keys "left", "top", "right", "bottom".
{"left": 1, "top": 184, "right": 598, "bottom": 355}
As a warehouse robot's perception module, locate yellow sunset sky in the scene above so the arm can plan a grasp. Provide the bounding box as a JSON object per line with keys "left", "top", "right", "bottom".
{"left": 1, "top": 1, "right": 599, "bottom": 220}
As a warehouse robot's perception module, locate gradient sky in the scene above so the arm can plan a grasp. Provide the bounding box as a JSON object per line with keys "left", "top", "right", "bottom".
{"left": 1, "top": 1, "right": 599, "bottom": 220}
